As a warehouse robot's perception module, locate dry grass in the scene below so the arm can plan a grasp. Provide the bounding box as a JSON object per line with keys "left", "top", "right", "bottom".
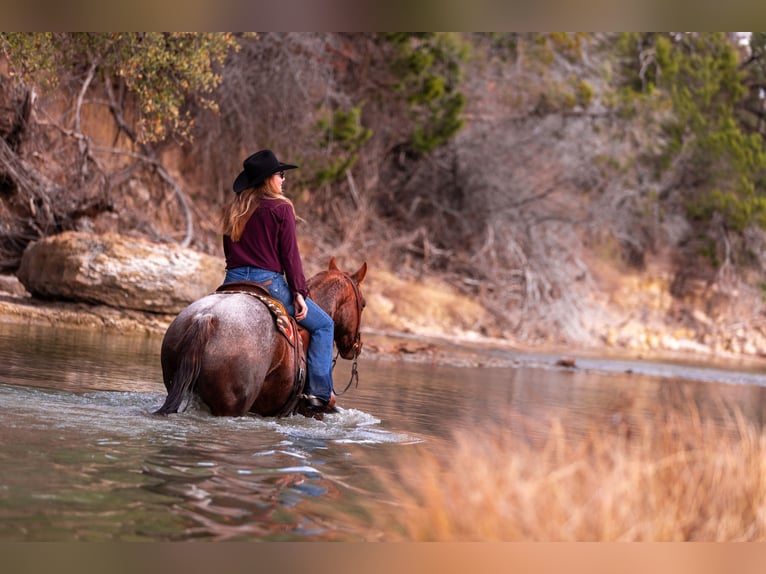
{"left": 370, "top": 406, "right": 766, "bottom": 541}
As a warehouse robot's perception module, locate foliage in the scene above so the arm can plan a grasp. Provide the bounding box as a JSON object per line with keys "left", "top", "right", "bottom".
{"left": 479, "top": 33, "right": 594, "bottom": 114}
{"left": 380, "top": 33, "right": 469, "bottom": 154}
{"left": 0, "top": 32, "right": 239, "bottom": 142}
{"left": 0, "top": 33, "right": 240, "bottom": 267}
{"left": 738, "top": 32, "right": 766, "bottom": 137}
{"left": 315, "top": 104, "right": 373, "bottom": 186}
{"left": 617, "top": 32, "right": 766, "bottom": 259}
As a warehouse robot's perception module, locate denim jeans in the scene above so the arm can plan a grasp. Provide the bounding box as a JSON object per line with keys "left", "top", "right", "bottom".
{"left": 224, "top": 266, "right": 335, "bottom": 402}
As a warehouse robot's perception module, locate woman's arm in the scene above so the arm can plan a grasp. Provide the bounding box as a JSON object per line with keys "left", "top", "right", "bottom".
{"left": 276, "top": 203, "right": 309, "bottom": 298}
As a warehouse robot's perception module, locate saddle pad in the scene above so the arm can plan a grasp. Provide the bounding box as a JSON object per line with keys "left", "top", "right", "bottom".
{"left": 215, "top": 280, "right": 272, "bottom": 298}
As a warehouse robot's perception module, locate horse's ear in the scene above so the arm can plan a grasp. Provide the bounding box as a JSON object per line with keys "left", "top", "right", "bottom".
{"left": 329, "top": 256, "right": 339, "bottom": 271}
{"left": 351, "top": 261, "right": 368, "bottom": 284}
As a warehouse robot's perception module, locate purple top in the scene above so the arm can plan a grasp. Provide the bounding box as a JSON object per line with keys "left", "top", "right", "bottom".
{"left": 223, "top": 198, "right": 308, "bottom": 297}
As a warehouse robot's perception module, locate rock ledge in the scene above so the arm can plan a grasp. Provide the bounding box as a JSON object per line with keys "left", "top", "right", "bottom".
{"left": 17, "top": 231, "right": 222, "bottom": 314}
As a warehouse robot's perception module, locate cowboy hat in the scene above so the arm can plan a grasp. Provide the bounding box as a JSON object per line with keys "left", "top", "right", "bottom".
{"left": 232, "top": 149, "right": 298, "bottom": 194}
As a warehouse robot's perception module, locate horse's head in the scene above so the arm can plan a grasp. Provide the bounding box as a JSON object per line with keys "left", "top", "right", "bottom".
{"left": 308, "top": 257, "right": 367, "bottom": 360}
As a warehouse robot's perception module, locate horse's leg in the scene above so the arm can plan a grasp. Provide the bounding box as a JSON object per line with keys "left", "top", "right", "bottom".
{"left": 250, "top": 339, "right": 297, "bottom": 416}
{"left": 195, "top": 313, "right": 280, "bottom": 416}
{"left": 196, "top": 354, "right": 266, "bottom": 416}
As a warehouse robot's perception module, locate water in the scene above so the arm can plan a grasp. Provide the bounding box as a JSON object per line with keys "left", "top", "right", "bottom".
{"left": 2, "top": 321, "right": 766, "bottom": 541}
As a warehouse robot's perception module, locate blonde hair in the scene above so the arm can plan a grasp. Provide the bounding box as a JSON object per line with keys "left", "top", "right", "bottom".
{"left": 221, "top": 175, "right": 299, "bottom": 242}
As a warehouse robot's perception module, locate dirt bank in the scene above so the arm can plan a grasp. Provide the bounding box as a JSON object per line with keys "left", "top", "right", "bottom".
{"left": 2, "top": 269, "right": 766, "bottom": 371}
{"left": 0, "top": 270, "right": 534, "bottom": 370}
{"left": 0, "top": 274, "right": 176, "bottom": 334}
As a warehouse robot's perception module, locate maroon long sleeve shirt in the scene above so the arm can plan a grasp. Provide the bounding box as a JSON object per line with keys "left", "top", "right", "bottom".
{"left": 223, "top": 198, "right": 309, "bottom": 297}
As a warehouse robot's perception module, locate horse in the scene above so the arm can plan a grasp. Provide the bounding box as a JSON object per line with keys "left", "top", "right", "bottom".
{"left": 154, "top": 257, "right": 367, "bottom": 418}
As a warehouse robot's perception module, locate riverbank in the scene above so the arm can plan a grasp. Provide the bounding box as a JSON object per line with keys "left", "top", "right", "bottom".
{"left": 0, "top": 271, "right": 522, "bottom": 369}
{"left": 0, "top": 273, "right": 176, "bottom": 334}
{"left": 2, "top": 270, "right": 766, "bottom": 373}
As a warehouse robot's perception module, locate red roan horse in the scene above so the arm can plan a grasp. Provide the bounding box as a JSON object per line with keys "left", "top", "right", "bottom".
{"left": 154, "top": 257, "right": 367, "bottom": 418}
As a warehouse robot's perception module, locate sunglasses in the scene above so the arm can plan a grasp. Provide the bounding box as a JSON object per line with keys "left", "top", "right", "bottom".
{"left": 277, "top": 171, "right": 285, "bottom": 179}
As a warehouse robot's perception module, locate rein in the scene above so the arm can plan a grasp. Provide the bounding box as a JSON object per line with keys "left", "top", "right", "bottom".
{"left": 331, "top": 348, "right": 359, "bottom": 396}
{"left": 331, "top": 272, "right": 364, "bottom": 397}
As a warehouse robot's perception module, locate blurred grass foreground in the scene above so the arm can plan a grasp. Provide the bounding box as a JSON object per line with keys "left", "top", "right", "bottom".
{"left": 371, "top": 402, "right": 766, "bottom": 541}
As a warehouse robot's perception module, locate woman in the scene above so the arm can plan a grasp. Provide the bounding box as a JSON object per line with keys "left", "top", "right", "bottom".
{"left": 221, "top": 149, "right": 336, "bottom": 412}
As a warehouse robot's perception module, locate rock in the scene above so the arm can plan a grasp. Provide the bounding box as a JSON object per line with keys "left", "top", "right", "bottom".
{"left": 0, "top": 273, "right": 29, "bottom": 298}
{"left": 17, "top": 231, "right": 223, "bottom": 313}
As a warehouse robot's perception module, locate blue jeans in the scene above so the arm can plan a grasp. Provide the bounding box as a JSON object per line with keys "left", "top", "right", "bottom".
{"left": 224, "top": 267, "right": 335, "bottom": 402}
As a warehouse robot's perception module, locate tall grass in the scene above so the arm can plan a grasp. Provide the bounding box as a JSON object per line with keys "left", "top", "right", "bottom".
{"left": 370, "top": 404, "right": 766, "bottom": 541}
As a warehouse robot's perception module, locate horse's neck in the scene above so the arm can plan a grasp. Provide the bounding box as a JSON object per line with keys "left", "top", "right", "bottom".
{"left": 309, "top": 278, "right": 341, "bottom": 319}
{"left": 311, "top": 288, "right": 339, "bottom": 319}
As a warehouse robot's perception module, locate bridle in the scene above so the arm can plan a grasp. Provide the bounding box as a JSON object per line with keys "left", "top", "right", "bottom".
{"left": 331, "top": 272, "right": 364, "bottom": 396}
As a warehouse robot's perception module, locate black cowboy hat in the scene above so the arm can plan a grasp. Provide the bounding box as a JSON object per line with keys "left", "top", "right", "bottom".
{"left": 232, "top": 149, "right": 298, "bottom": 194}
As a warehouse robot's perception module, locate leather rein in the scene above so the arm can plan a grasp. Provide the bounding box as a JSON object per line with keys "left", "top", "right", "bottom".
{"left": 331, "top": 272, "right": 364, "bottom": 396}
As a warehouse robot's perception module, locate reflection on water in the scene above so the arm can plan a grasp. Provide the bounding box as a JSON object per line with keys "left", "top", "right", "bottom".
{"left": 0, "top": 322, "right": 161, "bottom": 393}
{"left": 1, "top": 321, "right": 766, "bottom": 540}
{"left": 0, "top": 382, "right": 415, "bottom": 541}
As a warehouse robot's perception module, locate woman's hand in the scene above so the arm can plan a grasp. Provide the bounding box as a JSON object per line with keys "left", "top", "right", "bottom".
{"left": 293, "top": 293, "right": 308, "bottom": 321}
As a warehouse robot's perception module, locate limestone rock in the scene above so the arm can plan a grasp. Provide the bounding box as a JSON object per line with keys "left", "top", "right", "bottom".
{"left": 17, "top": 231, "right": 223, "bottom": 313}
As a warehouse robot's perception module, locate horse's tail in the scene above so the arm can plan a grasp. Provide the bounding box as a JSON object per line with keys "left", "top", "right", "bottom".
{"left": 154, "top": 313, "right": 218, "bottom": 415}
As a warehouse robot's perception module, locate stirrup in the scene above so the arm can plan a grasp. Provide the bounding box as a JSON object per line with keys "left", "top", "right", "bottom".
{"left": 301, "top": 394, "right": 326, "bottom": 409}
{"left": 301, "top": 393, "right": 337, "bottom": 412}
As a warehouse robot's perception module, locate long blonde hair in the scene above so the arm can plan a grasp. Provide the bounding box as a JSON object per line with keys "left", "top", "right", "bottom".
{"left": 221, "top": 176, "right": 299, "bottom": 242}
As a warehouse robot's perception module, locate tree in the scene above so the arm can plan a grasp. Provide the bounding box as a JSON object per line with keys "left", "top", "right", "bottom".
{"left": 0, "top": 33, "right": 238, "bottom": 142}
{"left": 0, "top": 33, "right": 240, "bottom": 268}
{"left": 617, "top": 33, "right": 766, "bottom": 269}
{"left": 381, "top": 33, "right": 469, "bottom": 154}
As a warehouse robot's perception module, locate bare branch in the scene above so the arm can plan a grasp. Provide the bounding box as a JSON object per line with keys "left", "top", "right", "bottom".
{"left": 155, "top": 165, "right": 194, "bottom": 247}
{"left": 74, "top": 60, "right": 98, "bottom": 135}
{"left": 345, "top": 169, "right": 361, "bottom": 209}
{"left": 103, "top": 77, "right": 138, "bottom": 143}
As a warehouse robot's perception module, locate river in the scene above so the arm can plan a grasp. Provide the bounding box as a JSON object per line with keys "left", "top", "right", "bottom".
{"left": 1, "top": 321, "right": 766, "bottom": 541}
